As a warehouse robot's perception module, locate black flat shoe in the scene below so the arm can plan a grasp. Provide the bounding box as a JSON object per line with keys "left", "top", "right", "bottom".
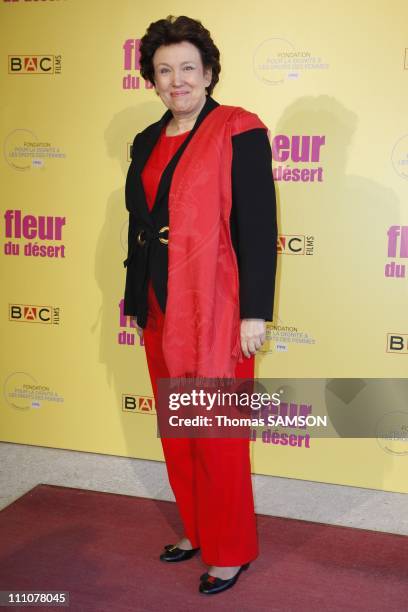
{"left": 199, "top": 563, "right": 250, "bottom": 595}
{"left": 199, "top": 561, "right": 252, "bottom": 582}
{"left": 160, "top": 544, "right": 200, "bottom": 562}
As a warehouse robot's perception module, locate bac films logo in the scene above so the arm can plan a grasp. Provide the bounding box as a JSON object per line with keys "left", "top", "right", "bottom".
{"left": 277, "top": 234, "right": 314, "bottom": 255}
{"left": 387, "top": 333, "right": 408, "bottom": 355}
{"left": 9, "top": 304, "right": 60, "bottom": 325}
{"left": 122, "top": 394, "right": 155, "bottom": 414}
{"left": 8, "top": 55, "right": 62, "bottom": 75}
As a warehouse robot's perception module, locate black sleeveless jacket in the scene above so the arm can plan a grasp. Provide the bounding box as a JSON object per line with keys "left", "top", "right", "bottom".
{"left": 123, "top": 95, "right": 278, "bottom": 328}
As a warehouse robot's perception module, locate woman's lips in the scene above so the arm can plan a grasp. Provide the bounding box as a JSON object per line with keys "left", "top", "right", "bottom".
{"left": 171, "top": 92, "right": 189, "bottom": 96}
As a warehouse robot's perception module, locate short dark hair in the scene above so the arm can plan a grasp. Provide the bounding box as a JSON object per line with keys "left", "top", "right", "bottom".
{"left": 140, "top": 15, "right": 221, "bottom": 96}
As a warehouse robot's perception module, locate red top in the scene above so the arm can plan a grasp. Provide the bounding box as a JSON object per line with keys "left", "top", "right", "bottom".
{"left": 141, "top": 125, "right": 191, "bottom": 211}
{"left": 141, "top": 124, "right": 191, "bottom": 310}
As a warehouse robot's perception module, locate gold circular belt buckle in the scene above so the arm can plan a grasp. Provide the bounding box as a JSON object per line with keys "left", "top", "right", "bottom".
{"left": 158, "top": 226, "right": 169, "bottom": 244}
{"left": 136, "top": 230, "right": 146, "bottom": 246}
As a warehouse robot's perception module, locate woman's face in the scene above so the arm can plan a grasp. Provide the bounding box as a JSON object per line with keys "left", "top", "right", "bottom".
{"left": 152, "top": 40, "right": 212, "bottom": 116}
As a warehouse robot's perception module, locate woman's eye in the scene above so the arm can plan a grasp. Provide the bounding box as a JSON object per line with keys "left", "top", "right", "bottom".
{"left": 184, "top": 66, "right": 194, "bottom": 70}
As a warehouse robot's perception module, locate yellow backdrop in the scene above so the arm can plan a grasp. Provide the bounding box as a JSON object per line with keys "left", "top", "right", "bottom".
{"left": 1, "top": 0, "right": 407, "bottom": 493}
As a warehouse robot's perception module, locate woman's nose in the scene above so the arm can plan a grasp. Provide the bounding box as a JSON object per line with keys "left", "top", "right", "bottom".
{"left": 171, "top": 69, "right": 183, "bottom": 85}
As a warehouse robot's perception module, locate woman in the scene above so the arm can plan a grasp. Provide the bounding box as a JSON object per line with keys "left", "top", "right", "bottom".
{"left": 123, "top": 15, "right": 278, "bottom": 595}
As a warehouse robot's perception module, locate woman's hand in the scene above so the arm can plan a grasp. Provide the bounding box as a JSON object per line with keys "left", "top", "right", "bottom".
{"left": 131, "top": 316, "right": 143, "bottom": 340}
{"left": 240, "top": 318, "right": 266, "bottom": 358}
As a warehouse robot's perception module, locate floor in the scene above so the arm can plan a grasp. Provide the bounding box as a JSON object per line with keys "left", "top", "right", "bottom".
{"left": 1, "top": 441, "right": 407, "bottom": 536}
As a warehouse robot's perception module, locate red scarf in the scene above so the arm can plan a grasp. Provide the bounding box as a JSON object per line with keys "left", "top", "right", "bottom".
{"left": 162, "top": 104, "right": 268, "bottom": 379}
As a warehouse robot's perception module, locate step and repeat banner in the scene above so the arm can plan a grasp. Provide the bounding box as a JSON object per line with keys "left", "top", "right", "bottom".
{"left": 1, "top": 1, "right": 407, "bottom": 493}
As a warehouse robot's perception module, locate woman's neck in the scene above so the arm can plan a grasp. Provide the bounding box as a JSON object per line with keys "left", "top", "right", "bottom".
{"left": 166, "top": 95, "right": 207, "bottom": 135}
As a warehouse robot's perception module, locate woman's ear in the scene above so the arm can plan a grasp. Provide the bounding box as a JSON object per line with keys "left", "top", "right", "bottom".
{"left": 204, "top": 66, "right": 212, "bottom": 88}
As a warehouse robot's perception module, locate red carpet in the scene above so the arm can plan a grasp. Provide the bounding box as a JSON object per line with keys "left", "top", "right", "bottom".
{"left": 0, "top": 484, "right": 407, "bottom": 611}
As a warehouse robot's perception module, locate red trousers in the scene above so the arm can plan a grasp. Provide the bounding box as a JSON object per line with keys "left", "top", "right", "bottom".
{"left": 143, "top": 280, "right": 259, "bottom": 566}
